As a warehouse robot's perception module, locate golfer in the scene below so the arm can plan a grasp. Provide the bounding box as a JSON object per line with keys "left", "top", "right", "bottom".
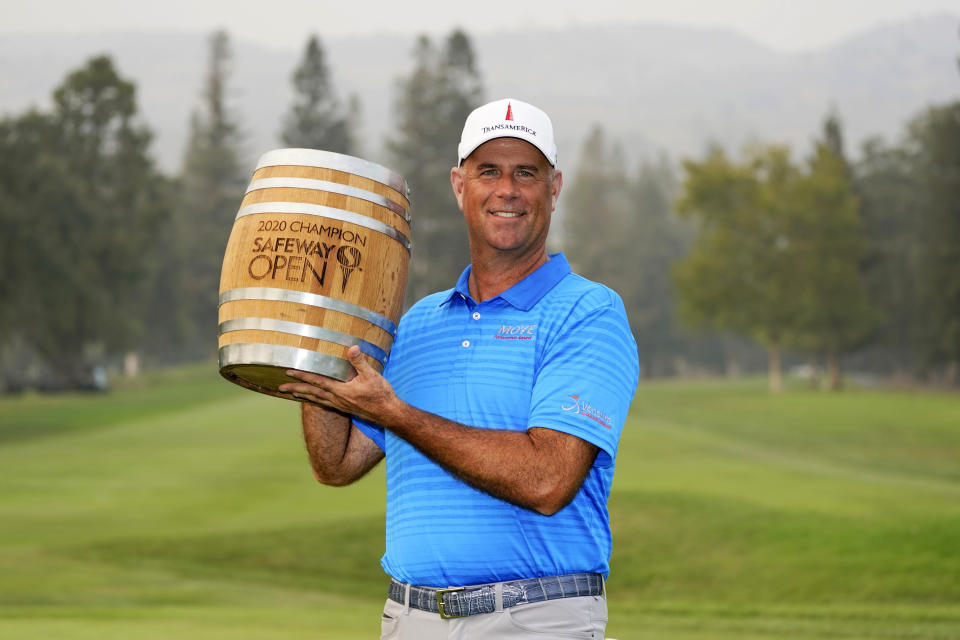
{"left": 280, "top": 98, "right": 639, "bottom": 639}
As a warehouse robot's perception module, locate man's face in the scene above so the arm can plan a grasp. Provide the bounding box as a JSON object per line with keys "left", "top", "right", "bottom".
{"left": 451, "top": 138, "right": 562, "bottom": 261}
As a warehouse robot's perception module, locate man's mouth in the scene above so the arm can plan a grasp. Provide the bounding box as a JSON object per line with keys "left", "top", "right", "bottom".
{"left": 490, "top": 211, "right": 523, "bottom": 218}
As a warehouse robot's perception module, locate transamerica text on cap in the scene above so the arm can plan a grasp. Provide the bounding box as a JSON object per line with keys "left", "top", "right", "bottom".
{"left": 481, "top": 123, "right": 537, "bottom": 137}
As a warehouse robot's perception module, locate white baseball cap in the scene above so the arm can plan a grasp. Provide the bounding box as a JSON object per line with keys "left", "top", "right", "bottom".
{"left": 457, "top": 98, "right": 558, "bottom": 167}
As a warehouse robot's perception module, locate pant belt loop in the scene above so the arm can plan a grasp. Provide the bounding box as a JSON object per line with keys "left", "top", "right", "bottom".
{"left": 494, "top": 582, "right": 504, "bottom": 612}
{"left": 403, "top": 582, "right": 411, "bottom": 612}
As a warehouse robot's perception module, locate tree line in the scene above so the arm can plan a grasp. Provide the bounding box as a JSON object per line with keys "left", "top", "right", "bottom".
{"left": 0, "top": 29, "right": 479, "bottom": 391}
{"left": 0, "top": 28, "right": 957, "bottom": 392}
{"left": 563, "top": 104, "right": 960, "bottom": 391}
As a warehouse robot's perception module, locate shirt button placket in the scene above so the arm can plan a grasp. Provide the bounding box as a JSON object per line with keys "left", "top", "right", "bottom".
{"left": 456, "top": 306, "right": 481, "bottom": 367}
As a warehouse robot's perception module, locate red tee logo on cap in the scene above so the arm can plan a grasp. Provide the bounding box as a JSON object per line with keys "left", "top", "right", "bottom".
{"left": 505, "top": 103, "right": 514, "bottom": 121}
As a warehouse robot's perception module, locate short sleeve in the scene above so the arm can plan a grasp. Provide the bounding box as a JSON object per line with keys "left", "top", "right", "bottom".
{"left": 527, "top": 292, "right": 639, "bottom": 467}
{"left": 353, "top": 417, "right": 385, "bottom": 451}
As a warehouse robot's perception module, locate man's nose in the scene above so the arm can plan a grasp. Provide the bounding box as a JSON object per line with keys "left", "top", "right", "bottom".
{"left": 492, "top": 172, "right": 521, "bottom": 198}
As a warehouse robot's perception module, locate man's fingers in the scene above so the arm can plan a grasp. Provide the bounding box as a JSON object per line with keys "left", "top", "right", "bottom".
{"left": 283, "top": 369, "right": 340, "bottom": 389}
{"left": 279, "top": 374, "right": 329, "bottom": 396}
{"left": 280, "top": 381, "right": 334, "bottom": 406}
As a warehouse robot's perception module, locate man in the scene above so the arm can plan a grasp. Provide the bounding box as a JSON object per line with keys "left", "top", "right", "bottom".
{"left": 279, "top": 98, "right": 639, "bottom": 639}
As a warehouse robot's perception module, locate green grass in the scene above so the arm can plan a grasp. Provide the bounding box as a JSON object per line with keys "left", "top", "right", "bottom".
{"left": 607, "top": 378, "right": 960, "bottom": 639}
{"left": 1, "top": 368, "right": 958, "bottom": 638}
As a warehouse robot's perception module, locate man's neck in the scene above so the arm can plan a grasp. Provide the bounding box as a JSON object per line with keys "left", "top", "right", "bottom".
{"left": 467, "top": 249, "right": 549, "bottom": 303}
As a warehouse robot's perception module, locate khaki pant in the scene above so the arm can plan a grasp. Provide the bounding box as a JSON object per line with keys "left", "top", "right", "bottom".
{"left": 379, "top": 590, "right": 608, "bottom": 639}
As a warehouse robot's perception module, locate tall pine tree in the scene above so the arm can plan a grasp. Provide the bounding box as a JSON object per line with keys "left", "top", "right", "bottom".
{"left": 280, "top": 34, "right": 358, "bottom": 154}
{"left": 788, "top": 115, "right": 876, "bottom": 389}
{"left": 386, "top": 30, "right": 483, "bottom": 304}
{"left": 563, "top": 126, "right": 633, "bottom": 279}
{"left": 174, "top": 30, "right": 247, "bottom": 359}
{"left": 564, "top": 126, "right": 691, "bottom": 376}
{"left": 908, "top": 102, "right": 960, "bottom": 384}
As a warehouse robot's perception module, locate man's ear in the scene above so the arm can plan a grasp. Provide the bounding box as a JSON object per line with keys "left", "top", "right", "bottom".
{"left": 450, "top": 166, "right": 465, "bottom": 211}
{"left": 551, "top": 170, "right": 563, "bottom": 210}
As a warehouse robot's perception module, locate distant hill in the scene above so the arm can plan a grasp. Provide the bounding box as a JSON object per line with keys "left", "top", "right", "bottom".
{"left": 1, "top": 14, "right": 957, "bottom": 175}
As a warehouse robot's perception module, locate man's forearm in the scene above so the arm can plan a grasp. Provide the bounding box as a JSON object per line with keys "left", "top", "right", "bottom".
{"left": 380, "top": 401, "right": 596, "bottom": 515}
{"left": 301, "top": 403, "right": 382, "bottom": 486}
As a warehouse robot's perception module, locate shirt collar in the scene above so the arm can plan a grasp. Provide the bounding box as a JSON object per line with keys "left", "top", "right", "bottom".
{"left": 440, "top": 253, "right": 571, "bottom": 311}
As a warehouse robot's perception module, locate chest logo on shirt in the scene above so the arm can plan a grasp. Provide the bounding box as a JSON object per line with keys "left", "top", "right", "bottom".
{"left": 494, "top": 324, "right": 536, "bottom": 340}
{"left": 561, "top": 395, "right": 613, "bottom": 429}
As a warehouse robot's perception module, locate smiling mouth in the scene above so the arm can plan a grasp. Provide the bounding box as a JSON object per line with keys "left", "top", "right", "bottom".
{"left": 490, "top": 211, "right": 524, "bottom": 218}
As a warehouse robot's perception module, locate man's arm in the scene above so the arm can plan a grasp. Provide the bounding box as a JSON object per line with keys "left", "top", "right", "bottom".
{"left": 280, "top": 347, "right": 598, "bottom": 515}
{"left": 299, "top": 402, "right": 384, "bottom": 486}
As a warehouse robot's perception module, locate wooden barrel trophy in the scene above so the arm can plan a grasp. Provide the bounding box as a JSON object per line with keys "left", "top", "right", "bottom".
{"left": 218, "top": 148, "right": 411, "bottom": 401}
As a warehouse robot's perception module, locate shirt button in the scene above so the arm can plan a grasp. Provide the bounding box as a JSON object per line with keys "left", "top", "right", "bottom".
{"left": 472, "top": 312, "right": 481, "bottom": 320}
{"left": 461, "top": 340, "right": 470, "bottom": 348}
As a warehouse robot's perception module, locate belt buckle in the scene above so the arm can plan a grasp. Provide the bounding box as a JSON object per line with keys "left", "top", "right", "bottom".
{"left": 435, "top": 586, "right": 466, "bottom": 619}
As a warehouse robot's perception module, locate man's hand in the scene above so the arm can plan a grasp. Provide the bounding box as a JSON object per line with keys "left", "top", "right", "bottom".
{"left": 279, "top": 345, "right": 403, "bottom": 427}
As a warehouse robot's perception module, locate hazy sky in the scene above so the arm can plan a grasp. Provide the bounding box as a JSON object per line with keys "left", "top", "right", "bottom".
{"left": 3, "top": 0, "right": 958, "bottom": 52}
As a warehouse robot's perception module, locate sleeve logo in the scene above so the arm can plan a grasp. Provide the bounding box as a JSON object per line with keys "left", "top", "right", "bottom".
{"left": 561, "top": 395, "right": 613, "bottom": 429}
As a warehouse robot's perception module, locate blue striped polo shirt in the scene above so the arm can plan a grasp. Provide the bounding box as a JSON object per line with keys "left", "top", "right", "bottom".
{"left": 354, "top": 253, "right": 639, "bottom": 587}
